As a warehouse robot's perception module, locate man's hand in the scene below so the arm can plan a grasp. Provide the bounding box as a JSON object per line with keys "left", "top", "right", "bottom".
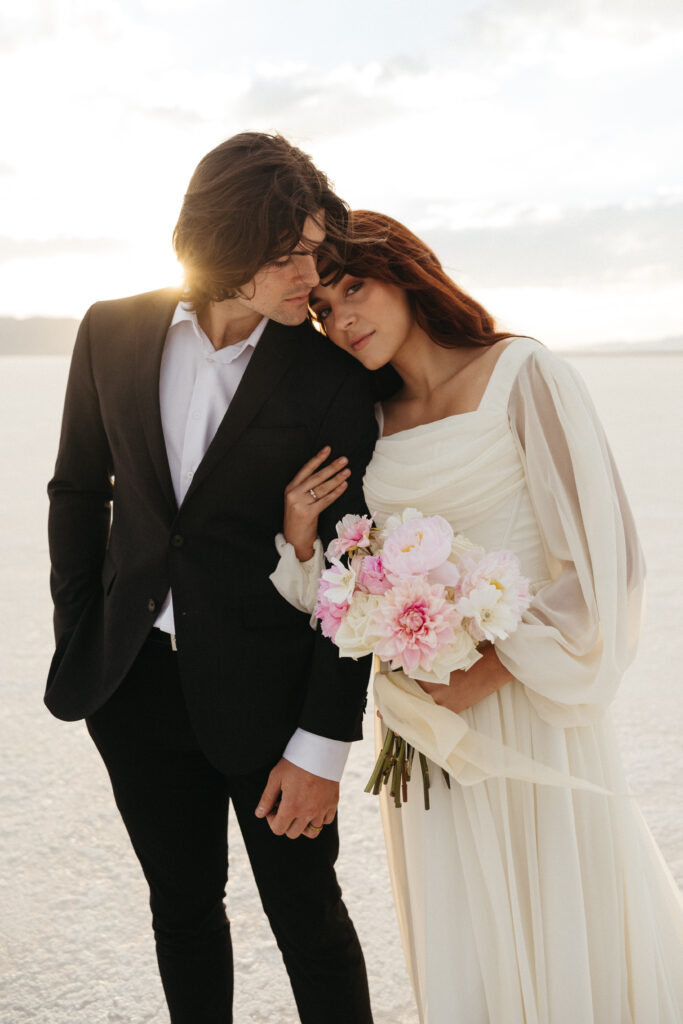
{"left": 255, "top": 758, "right": 339, "bottom": 839}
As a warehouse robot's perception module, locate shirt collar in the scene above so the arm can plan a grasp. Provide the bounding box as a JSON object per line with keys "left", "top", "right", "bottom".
{"left": 170, "top": 302, "right": 268, "bottom": 362}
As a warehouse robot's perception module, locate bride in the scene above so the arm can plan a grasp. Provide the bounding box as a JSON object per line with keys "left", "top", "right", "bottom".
{"left": 271, "top": 210, "right": 683, "bottom": 1023}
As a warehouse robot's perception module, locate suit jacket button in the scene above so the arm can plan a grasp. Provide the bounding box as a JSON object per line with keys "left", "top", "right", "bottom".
{"left": 147, "top": 598, "right": 156, "bottom": 612}
{"left": 171, "top": 534, "right": 184, "bottom": 548}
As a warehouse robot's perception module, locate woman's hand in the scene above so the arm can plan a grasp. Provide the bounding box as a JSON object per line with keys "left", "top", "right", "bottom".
{"left": 284, "top": 446, "right": 351, "bottom": 561}
{"left": 417, "top": 646, "right": 513, "bottom": 714}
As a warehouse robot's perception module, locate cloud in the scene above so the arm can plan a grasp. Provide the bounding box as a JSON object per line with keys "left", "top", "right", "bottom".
{"left": 0, "top": 236, "right": 130, "bottom": 262}
{"left": 422, "top": 199, "right": 683, "bottom": 288}
{"left": 132, "top": 104, "right": 208, "bottom": 126}
{"left": 235, "top": 66, "right": 398, "bottom": 134}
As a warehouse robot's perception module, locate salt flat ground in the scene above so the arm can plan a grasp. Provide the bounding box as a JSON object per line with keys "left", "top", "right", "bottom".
{"left": 1, "top": 354, "right": 681, "bottom": 1024}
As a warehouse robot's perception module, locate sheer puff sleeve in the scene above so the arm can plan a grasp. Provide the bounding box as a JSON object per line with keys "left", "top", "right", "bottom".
{"left": 270, "top": 533, "right": 323, "bottom": 625}
{"left": 495, "top": 347, "right": 646, "bottom": 727}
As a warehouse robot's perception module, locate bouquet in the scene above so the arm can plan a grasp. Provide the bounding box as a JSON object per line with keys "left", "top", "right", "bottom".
{"left": 315, "top": 508, "right": 531, "bottom": 807}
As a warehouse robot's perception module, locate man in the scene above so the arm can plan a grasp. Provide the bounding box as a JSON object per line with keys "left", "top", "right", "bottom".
{"left": 46, "top": 132, "right": 377, "bottom": 1023}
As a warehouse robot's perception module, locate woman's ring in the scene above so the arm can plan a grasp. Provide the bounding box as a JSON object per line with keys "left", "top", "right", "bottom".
{"left": 308, "top": 488, "right": 318, "bottom": 501}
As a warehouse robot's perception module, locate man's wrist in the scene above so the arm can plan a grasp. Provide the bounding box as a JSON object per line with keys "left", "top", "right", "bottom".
{"left": 283, "top": 729, "right": 351, "bottom": 782}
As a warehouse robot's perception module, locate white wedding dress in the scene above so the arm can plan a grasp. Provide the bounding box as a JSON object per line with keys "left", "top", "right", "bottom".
{"left": 272, "top": 337, "right": 683, "bottom": 1023}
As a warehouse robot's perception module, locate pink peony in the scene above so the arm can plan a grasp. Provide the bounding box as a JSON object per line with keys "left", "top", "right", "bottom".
{"left": 381, "top": 515, "right": 454, "bottom": 582}
{"left": 354, "top": 554, "right": 392, "bottom": 595}
{"left": 455, "top": 550, "right": 531, "bottom": 642}
{"left": 314, "top": 579, "right": 350, "bottom": 641}
{"left": 372, "top": 577, "right": 462, "bottom": 676}
{"left": 325, "top": 514, "right": 374, "bottom": 561}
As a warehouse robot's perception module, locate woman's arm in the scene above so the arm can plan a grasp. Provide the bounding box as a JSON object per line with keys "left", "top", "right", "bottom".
{"left": 418, "top": 645, "right": 513, "bottom": 713}
{"left": 270, "top": 448, "right": 351, "bottom": 616}
{"left": 283, "top": 447, "right": 350, "bottom": 561}
{"left": 495, "top": 347, "right": 646, "bottom": 726}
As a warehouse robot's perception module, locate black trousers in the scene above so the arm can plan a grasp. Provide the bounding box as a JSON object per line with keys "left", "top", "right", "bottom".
{"left": 86, "top": 636, "right": 373, "bottom": 1024}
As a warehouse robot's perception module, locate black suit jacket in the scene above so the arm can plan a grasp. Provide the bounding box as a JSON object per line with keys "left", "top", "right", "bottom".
{"left": 46, "top": 287, "right": 378, "bottom": 774}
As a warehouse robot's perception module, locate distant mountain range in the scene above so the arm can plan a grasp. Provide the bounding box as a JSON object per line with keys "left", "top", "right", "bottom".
{"left": 556, "top": 336, "right": 683, "bottom": 355}
{"left": 0, "top": 316, "right": 681, "bottom": 356}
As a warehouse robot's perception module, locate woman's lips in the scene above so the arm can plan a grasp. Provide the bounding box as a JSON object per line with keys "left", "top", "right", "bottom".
{"left": 350, "top": 331, "right": 374, "bottom": 351}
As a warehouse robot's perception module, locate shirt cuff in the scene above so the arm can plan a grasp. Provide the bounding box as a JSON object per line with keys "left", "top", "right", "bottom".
{"left": 283, "top": 728, "right": 352, "bottom": 782}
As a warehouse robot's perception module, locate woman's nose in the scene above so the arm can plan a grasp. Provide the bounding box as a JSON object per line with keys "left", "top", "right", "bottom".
{"left": 340, "top": 306, "right": 356, "bottom": 329}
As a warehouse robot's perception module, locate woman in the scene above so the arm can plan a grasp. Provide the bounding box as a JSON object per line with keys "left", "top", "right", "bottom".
{"left": 271, "top": 211, "right": 683, "bottom": 1023}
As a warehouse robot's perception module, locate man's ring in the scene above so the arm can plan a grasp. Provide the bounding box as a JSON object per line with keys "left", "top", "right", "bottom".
{"left": 308, "top": 488, "right": 318, "bottom": 501}
{"left": 306, "top": 823, "right": 323, "bottom": 834}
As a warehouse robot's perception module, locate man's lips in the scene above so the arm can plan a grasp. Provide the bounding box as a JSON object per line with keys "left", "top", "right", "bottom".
{"left": 285, "top": 293, "right": 311, "bottom": 304}
{"left": 350, "top": 331, "right": 374, "bottom": 351}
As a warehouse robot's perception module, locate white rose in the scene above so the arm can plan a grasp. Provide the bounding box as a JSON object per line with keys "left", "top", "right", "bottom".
{"left": 335, "top": 593, "right": 382, "bottom": 660}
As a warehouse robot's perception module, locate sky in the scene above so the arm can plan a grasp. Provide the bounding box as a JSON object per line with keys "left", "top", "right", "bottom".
{"left": 1, "top": 0, "right": 682, "bottom": 347}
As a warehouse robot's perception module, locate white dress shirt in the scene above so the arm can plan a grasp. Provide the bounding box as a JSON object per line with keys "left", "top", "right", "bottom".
{"left": 154, "top": 303, "right": 350, "bottom": 781}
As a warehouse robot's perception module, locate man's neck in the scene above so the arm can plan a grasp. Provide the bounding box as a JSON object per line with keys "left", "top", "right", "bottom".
{"left": 198, "top": 300, "right": 265, "bottom": 350}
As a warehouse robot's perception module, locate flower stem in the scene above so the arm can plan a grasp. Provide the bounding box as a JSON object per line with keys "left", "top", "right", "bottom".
{"left": 419, "top": 753, "right": 431, "bottom": 811}
{"left": 365, "top": 729, "right": 441, "bottom": 811}
{"left": 364, "top": 727, "right": 395, "bottom": 795}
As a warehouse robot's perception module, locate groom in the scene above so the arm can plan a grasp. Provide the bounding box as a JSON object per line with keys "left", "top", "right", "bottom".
{"left": 46, "top": 132, "right": 377, "bottom": 1023}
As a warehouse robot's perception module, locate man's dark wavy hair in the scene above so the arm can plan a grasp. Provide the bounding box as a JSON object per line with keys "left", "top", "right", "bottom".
{"left": 173, "top": 132, "right": 348, "bottom": 311}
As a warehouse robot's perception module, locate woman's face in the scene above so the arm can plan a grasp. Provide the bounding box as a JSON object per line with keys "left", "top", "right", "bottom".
{"left": 309, "top": 274, "right": 414, "bottom": 370}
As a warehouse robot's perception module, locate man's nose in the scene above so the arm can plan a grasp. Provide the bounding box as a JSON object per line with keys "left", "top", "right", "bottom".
{"left": 295, "top": 253, "right": 319, "bottom": 288}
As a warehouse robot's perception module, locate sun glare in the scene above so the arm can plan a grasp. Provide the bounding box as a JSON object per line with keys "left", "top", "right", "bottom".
{"left": 2, "top": 246, "right": 185, "bottom": 319}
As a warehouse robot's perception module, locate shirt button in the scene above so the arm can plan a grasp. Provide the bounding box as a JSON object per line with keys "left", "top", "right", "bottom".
{"left": 147, "top": 598, "right": 156, "bottom": 612}
{"left": 192, "top": 411, "right": 201, "bottom": 420}
{"left": 171, "top": 534, "right": 184, "bottom": 548}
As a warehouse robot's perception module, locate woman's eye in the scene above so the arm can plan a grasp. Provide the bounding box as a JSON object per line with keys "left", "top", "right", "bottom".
{"left": 347, "top": 281, "right": 363, "bottom": 296}
{"left": 317, "top": 307, "right": 331, "bottom": 322}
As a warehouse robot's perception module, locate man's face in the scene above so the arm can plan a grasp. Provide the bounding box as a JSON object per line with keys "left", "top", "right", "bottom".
{"left": 236, "top": 213, "right": 326, "bottom": 326}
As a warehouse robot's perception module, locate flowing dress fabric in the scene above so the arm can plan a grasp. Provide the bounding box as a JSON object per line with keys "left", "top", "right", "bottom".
{"left": 271, "top": 338, "right": 683, "bottom": 1023}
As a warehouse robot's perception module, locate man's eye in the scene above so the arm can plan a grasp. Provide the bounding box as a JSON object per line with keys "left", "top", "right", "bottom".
{"left": 272, "top": 257, "right": 291, "bottom": 268}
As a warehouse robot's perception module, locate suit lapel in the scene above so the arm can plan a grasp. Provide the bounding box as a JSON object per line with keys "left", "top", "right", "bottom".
{"left": 134, "top": 288, "right": 181, "bottom": 516}
{"left": 182, "top": 318, "right": 302, "bottom": 505}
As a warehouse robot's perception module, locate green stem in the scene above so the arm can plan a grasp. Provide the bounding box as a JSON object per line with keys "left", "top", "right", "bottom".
{"left": 364, "top": 727, "right": 395, "bottom": 794}
{"left": 364, "top": 730, "right": 436, "bottom": 811}
{"left": 419, "top": 752, "right": 431, "bottom": 811}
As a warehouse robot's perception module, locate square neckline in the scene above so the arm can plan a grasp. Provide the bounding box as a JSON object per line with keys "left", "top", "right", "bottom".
{"left": 376, "top": 337, "right": 535, "bottom": 440}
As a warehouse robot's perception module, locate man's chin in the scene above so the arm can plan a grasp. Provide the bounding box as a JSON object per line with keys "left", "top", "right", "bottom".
{"left": 270, "top": 305, "right": 310, "bottom": 327}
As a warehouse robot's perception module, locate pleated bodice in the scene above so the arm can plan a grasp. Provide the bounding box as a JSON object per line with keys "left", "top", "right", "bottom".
{"left": 364, "top": 338, "right": 549, "bottom": 589}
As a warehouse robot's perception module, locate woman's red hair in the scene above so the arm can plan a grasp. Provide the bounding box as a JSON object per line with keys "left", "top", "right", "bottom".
{"left": 319, "top": 210, "right": 513, "bottom": 349}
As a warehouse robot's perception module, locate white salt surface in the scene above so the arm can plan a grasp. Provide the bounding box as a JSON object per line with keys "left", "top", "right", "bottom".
{"left": 1, "top": 354, "right": 681, "bottom": 1023}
